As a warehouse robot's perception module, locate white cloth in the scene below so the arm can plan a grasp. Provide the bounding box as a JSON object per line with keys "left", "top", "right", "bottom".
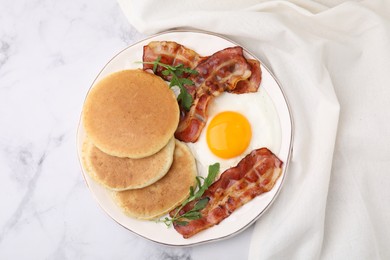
{"left": 117, "top": 0, "right": 390, "bottom": 259}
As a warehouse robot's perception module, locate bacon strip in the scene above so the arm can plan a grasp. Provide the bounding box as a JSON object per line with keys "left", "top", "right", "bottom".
{"left": 142, "top": 41, "right": 263, "bottom": 142}
{"left": 142, "top": 41, "right": 206, "bottom": 80}
{"left": 142, "top": 41, "right": 262, "bottom": 91}
{"left": 170, "top": 148, "right": 283, "bottom": 238}
{"left": 175, "top": 93, "right": 213, "bottom": 143}
{"left": 190, "top": 46, "right": 252, "bottom": 94}
{"left": 175, "top": 46, "right": 252, "bottom": 142}
{"left": 230, "top": 59, "right": 262, "bottom": 94}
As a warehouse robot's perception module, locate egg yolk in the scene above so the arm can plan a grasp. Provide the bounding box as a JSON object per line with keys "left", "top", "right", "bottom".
{"left": 206, "top": 111, "right": 252, "bottom": 159}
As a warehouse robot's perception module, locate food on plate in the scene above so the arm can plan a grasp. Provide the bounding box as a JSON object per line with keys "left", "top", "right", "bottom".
{"left": 230, "top": 59, "right": 262, "bottom": 94}
{"left": 187, "top": 89, "right": 281, "bottom": 177}
{"left": 81, "top": 137, "right": 175, "bottom": 191}
{"left": 143, "top": 41, "right": 206, "bottom": 79}
{"left": 142, "top": 41, "right": 262, "bottom": 143}
{"left": 80, "top": 69, "right": 194, "bottom": 215}
{"left": 82, "top": 69, "right": 179, "bottom": 159}
{"left": 186, "top": 46, "right": 252, "bottom": 94}
{"left": 206, "top": 111, "right": 252, "bottom": 159}
{"left": 141, "top": 57, "right": 198, "bottom": 111}
{"left": 113, "top": 140, "right": 197, "bottom": 220}
{"left": 174, "top": 46, "right": 256, "bottom": 143}
{"left": 140, "top": 41, "right": 283, "bottom": 238}
{"left": 170, "top": 148, "right": 283, "bottom": 238}
{"left": 80, "top": 39, "right": 283, "bottom": 240}
{"left": 142, "top": 41, "right": 261, "bottom": 94}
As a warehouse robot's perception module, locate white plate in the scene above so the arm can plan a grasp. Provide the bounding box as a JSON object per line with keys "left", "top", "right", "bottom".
{"left": 77, "top": 30, "right": 293, "bottom": 246}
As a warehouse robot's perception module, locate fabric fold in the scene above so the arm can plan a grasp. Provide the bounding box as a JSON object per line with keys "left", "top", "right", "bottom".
{"left": 117, "top": 0, "right": 390, "bottom": 258}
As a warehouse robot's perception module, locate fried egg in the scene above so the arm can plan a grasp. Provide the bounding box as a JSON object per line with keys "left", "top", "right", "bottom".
{"left": 187, "top": 89, "right": 281, "bottom": 177}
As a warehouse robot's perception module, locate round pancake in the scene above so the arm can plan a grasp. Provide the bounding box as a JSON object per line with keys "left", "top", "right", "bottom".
{"left": 113, "top": 140, "right": 197, "bottom": 220}
{"left": 82, "top": 69, "right": 179, "bottom": 158}
{"left": 82, "top": 137, "right": 175, "bottom": 191}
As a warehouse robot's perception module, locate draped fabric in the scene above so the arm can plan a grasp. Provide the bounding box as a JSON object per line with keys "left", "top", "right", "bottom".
{"left": 117, "top": 1, "right": 390, "bottom": 258}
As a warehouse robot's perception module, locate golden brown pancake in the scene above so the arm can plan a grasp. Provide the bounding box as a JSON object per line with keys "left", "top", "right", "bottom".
{"left": 82, "top": 137, "right": 175, "bottom": 191}
{"left": 82, "top": 69, "right": 179, "bottom": 158}
{"left": 113, "top": 140, "right": 197, "bottom": 220}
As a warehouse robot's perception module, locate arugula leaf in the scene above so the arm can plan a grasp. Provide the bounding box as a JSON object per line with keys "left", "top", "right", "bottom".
{"left": 139, "top": 57, "right": 198, "bottom": 111}
{"left": 189, "top": 186, "right": 195, "bottom": 197}
{"left": 205, "top": 163, "right": 220, "bottom": 187}
{"left": 156, "top": 163, "right": 220, "bottom": 227}
{"left": 182, "top": 211, "right": 202, "bottom": 219}
{"left": 174, "top": 220, "right": 189, "bottom": 226}
{"left": 192, "top": 197, "right": 210, "bottom": 211}
{"left": 152, "top": 56, "right": 161, "bottom": 73}
{"left": 178, "top": 89, "right": 193, "bottom": 112}
{"left": 180, "top": 78, "right": 195, "bottom": 86}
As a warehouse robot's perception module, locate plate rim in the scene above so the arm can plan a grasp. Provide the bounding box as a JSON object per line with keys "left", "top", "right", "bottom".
{"left": 76, "top": 28, "right": 294, "bottom": 247}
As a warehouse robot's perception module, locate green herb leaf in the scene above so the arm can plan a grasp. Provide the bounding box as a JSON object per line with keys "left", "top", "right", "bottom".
{"left": 192, "top": 197, "right": 210, "bottom": 212}
{"left": 161, "top": 69, "right": 171, "bottom": 76}
{"left": 205, "top": 163, "right": 220, "bottom": 187}
{"left": 193, "top": 163, "right": 220, "bottom": 200}
{"left": 174, "top": 220, "right": 189, "bottom": 226}
{"left": 152, "top": 56, "right": 161, "bottom": 73}
{"left": 155, "top": 163, "right": 220, "bottom": 227}
{"left": 180, "top": 78, "right": 195, "bottom": 86}
{"left": 195, "top": 176, "right": 203, "bottom": 190}
{"left": 178, "top": 89, "right": 193, "bottom": 111}
{"left": 181, "top": 211, "right": 202, "bottom": 219}
{"left": 138, "top": 57, "right": 197, "bottom": 111}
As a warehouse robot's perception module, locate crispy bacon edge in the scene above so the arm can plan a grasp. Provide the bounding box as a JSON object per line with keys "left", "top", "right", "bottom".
{"left": 175, "top": 46, "right": 252, "bottom": 142}
{"left": 230, "top": 59, "right": 262, "bottom": 94}
{"left": 142, "top": 41, "right": 206, "bottom": 80}
{"left": 142, "top": 41, "right": 263, "bottom": 143}
{"left": 142, "top": 41, "right": 261, "bottom": 93}
{"left": 170, "top": 147, "right": 283, "bottom": 238}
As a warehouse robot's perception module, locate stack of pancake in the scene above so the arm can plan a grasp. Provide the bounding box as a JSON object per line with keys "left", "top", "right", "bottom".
{"left": 81, "top": 69, "right": 197, "bottom": 220}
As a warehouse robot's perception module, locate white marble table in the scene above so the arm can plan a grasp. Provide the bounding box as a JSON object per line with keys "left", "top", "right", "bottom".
{"left": 0, "top": 0, "right": 253, "bottom": 258}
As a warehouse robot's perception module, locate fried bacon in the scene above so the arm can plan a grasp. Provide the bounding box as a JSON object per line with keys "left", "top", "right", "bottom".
{"left": 142, "top": 41, "right": 262, "bottom": 91}
{"left": 230, "top": 59, "right": 262, "bottom": 94}
{"left": 175, "top": 93, "right": 212, "bottom": 142}
{"left": 143, "top": 41, "right": 206, "bottom": 80}
{"left": 175, "top": 46, "right": 252, "bottom": 142}
{"left": 189, "top": 46, "right": 252, "bottom": 94}
{"left": 170, "top": 148, "right": 283, "bottom": 238}
{"left": 142, "top": 41, "right": 262, "bottom": 142}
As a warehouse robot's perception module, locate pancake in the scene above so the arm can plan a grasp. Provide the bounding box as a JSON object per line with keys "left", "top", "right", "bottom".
{"left": 113, "top": 140, "right": 197, "bottom": 220}
{"left": 82, "top": 69, "right": 179, "bottom": 158}
{"left": 82, "top": 137, "right": 175, "bottom": 191}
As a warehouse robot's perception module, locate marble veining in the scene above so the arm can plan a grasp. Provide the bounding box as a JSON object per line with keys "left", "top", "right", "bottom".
{"left": 0, "top": 40, "right": 10, "bottom": 69}
{"left": 0, "top": 148, "right": 46, "bottom": 243}
{"left": 0, "top": 134, "right": 65, "bottom": 244}
{"left": 0, "top": 0, "right": 250, "bottom": 259}
{"left": 156, "top": 249, "right": 192, "bottom": 260}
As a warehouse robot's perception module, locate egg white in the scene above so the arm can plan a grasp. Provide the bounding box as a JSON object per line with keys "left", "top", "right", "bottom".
{"left": 186, "top": 89, "right": 281, "bottom": 177}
